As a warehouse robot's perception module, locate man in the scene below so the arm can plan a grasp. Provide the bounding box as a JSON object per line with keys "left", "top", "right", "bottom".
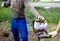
{"left": 1, "top": 0, "right": 44, "bottom": 41}
{"left": 49, "top": 21, "right": 60, "bottom": 37}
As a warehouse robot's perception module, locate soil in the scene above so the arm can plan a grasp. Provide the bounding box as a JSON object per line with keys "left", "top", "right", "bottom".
{"left": 0, "top": 27, "right": 37, "bottom": 41}
{"left": 0, "top": 27, "right": 60, "bottom": 41}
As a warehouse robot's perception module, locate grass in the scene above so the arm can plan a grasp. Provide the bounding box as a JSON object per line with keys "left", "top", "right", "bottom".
{"left": 25, "top": 7, "right": 60, "bottom": 23}
{"left": 35, "top": 7, "right": 60, "bottom": 23}
{"left": 0, "top": 2, "right": 60, "bottom": 23}
{"left": 0, "top": 2, "right": 11, "bottom": 21}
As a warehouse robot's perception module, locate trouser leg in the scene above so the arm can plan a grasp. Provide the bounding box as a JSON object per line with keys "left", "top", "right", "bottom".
{"left": 10, "top": 18, "right": 20, "bottom": 41}
{"left": 18, "top": 18, "right": 28, "bottom": 41}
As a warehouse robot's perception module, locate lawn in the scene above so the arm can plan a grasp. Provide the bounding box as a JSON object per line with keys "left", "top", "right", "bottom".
{"left": 0, "top": 2, "right": 60, "bottom": 23}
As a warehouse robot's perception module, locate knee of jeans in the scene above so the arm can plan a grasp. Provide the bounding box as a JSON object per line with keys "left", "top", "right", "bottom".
{"left": 21, "top": 35, "right": 28, "bottom": 39}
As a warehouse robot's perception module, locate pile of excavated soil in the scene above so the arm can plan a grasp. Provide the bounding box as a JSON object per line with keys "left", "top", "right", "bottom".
{"left": 0, "top": 27, "right": 37, "bottom": 41}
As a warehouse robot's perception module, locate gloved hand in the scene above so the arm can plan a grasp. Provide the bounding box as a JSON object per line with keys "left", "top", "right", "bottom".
{"left": 48, "top": 31, "right": 57, "bottom": 37}
{"left": 38, "top": 16, "right": 45, "bottom": 20}
{"left": 35, "top": 16, "right": 45, "bottom": 22}
{"left": 1, "top": 2, "right": 5, "bottom": 7}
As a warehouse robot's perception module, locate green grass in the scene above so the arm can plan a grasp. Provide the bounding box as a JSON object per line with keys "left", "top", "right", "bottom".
{"left": 0, "top": 2, "right": 60, "bottom": 23}
{"left": 0, "top": 2, "right": 11, "bottom": 21}
{"left": 35, "top": 7, "right": 60, "bottom": 23}
{"left": 25, "top": 7, "right": 60, "bottom": 23}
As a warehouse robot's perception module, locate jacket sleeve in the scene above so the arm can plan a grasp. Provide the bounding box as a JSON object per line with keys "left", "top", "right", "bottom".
{"left": 3, "top": 0, "right": 10, "bottom": 7}
{"left": 24, "top": 0, "right": 41, "bottom": 17}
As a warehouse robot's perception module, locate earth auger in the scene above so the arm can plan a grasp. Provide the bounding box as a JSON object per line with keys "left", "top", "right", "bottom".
{"left": 32, "top": 19, "right": 51, "bottom": 41}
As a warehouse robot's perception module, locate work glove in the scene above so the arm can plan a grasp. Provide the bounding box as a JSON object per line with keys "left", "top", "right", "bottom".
{"left": 35, "top": 16, "right": 45, "bottom": 22}
{"left": 48, "top": 31, "right": 57, "bottom": 37}
{"left": 37, "top": 16, "right": 44, "bottom": 20}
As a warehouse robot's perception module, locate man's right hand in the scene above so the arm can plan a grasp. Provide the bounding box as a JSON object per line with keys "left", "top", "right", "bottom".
{"left": 1, "top": 2, "right": 5, "bottom": 7}
{"left": 35, "top": 16, "right": 45, "bottom": 22}
{"left": 37, "top": 16, "right": 45, "bottom": 20}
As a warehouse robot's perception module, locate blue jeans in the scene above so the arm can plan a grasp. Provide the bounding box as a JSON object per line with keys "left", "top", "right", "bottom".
{"left": 10, "top": 17, "right": 28, "bottom": 41}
